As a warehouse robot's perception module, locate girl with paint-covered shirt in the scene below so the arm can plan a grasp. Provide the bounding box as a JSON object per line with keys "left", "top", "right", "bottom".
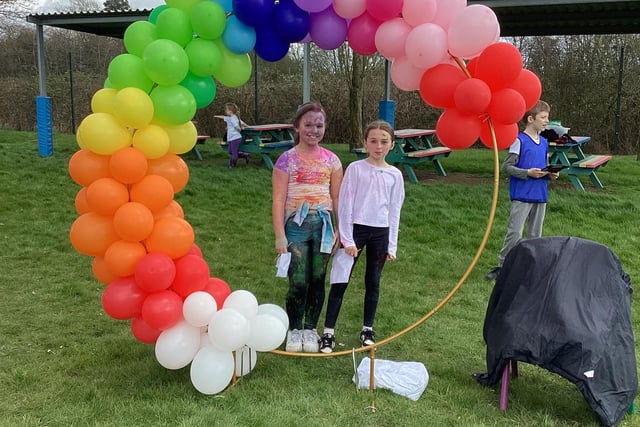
{"left": 272, "top": 102, "right": 343, "bottom": 353}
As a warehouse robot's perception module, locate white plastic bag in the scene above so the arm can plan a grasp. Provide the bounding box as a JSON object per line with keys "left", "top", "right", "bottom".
{"left": 352, "top": 357, "right": 429, "bottom": 401}
{"left": 275, "top": 253, "right": 290, "bottom": 278}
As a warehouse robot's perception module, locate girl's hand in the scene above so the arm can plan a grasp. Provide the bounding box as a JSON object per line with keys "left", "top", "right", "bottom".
{"left": 345, "top": 246, "right": 359, "bottom": 257}
{"left": 275, "top": 235, "right": 288, "bottom": 254}
{"left": 386, "top": 254, "right": 396, "bottom": 261}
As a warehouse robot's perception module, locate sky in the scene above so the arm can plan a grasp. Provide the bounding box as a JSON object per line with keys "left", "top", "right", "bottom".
{"left": 33, "top": 0, "right": 164, "bottom": 13}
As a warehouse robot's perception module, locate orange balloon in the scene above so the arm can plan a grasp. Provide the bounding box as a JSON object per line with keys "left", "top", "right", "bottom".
{"left": 74, "top": 187, "right": 91, "bottom": 214}
{"left": 68, "top": 149, "right": 111, "bottom": 187}
{"left": 147, "top": 153, "right": 190, "bottom": 193}
{"left": 92, "top": 256, "right": 119, "bottom": 284}
{"left": 86, "top": 177, "right": 130, "bottom": 216}
{"left": 70, "top": 212, "right": 119, "bottom": 256}
{"left": 154, "top": 200, "right": 184, "bottom": 219}
{"left": 113, "top": 202, "right": 155, "bottom": 242}
{"left": 109, "top": 147, "right": 148, "bottom": 184}
{"left": 130, "top": 174, "right": 174, "bottom": 213}
{"left": 145, "top": 216, "right": 194, "bottom": 259}
{"left": 104, "top": 240, "right": 148, "bottom": 277}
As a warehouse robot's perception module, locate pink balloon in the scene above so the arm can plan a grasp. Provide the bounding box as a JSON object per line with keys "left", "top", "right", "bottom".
{"left": 391, "top": 56, "right": 424, "bottom": 92}
{"left": 375, "top": 17, "right": 412, "bottom": 61}
{"left": 333, "top": 0, "right": 366, "bottom": 19}
{"left": 310, "top": 6, "right": 348, "bottom": 50}
{"left": 347, "top": 11, "right": 381, "bottom": 56}
{"left": 405, "top": 23, "right": 448, "bottom": 70}
{"left": 433, "top": 0, "right": 467, "bottom": 31}
{"left": 293, "top": 0, "right": 332, "bottom": 13}
{"left": 402, "top": 0, "right": 437, "bottom": 27}
{"left": 454, "top": 78, "right": 492, "bottom": 115}
{"left": 448, "top": 4, "right": 500, "bottom": 59}
{"left": 366, "top": 0, "right": 402, "bottom": 22}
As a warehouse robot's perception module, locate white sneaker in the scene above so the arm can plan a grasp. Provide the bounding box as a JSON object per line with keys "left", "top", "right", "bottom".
{"left": 302, "top": 329, "right": 320, "bottom": 353}
{"left": 286, "top": 329, "right": 302, "bottom": 352}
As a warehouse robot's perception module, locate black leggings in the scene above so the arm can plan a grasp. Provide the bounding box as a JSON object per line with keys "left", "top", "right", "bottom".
{"left": 324, "top": 224, "right": 389, "bottom": 330}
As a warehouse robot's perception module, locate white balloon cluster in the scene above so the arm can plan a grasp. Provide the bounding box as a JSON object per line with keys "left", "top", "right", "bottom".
{"left": 154, "top": 289, "right": 288, "bottom": 395}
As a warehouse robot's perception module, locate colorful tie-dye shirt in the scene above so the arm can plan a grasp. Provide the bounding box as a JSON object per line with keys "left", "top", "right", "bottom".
{"left": 274, "top": 146, "right": 342, "bottom": 218}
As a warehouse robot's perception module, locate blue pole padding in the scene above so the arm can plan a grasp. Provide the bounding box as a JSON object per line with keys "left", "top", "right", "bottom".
{"left": 36, "top": 96, "right": 53, "bottom": 157}
{"left": 378, "top": 100, "right": 396, "bottom": 129}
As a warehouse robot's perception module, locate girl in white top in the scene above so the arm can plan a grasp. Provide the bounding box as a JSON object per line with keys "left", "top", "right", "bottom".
{"left": 215, "top": 102, "right": 249, "bottom": 168}
{"left": 319, "top": 120, "right": 405, "bottom": 353}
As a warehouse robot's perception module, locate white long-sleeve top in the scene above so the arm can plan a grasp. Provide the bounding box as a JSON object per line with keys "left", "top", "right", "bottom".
{"left": 338, "top": 159, "right": 405, "bottom": 257}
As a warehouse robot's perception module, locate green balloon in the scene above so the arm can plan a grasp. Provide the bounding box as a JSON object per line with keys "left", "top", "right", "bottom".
{"left": 190, "top": 1, "right": 226, "bottom": 40}
{"left": 148, "top": 5, "right": 167, "bottom": 24}
{"left": 124, "top": 21, "right": 157, "bottom": 57}
{"left": 185, "top": 38, "right": 222, "bottom": 77}
{"left": 142, "top": 39, "right": 189, "bottom": 86}
{"left": 155, "top": 7, "right": 193, "bottom": 47}
{"left": 166, "top": 0, "right": 200, "bottom": 12}
{"left": 180, "top": 72, "right": 217, "bottom": 109}
{"left": 212, "top": 40, "right": 252, "bottom": 88}
{"left": 107, "top": 54, "right": 154, "bottom": 92}
{"left": 150, "top": 85, "right": 197, "bottom": 125}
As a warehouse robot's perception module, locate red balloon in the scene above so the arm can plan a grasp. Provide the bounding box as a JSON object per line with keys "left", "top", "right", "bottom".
{"left": 366, "top": 0, "right": 403, "bottom": 21}
{"left": 134, "top": 252, "right": 176, "bottom": 292}
{"left": 187, "top": 243, "right": 203, "bottom": 258}
{"left": 347, "top": 12, "right": 382, "bottom": 55}
{"left": 102, "top": 276, "right": 148, "bottom": 320}
{"left": 479, "top": 121, "right": 519, "bottom": 149}
{"left": 474, "top": 42, "right": 523, "bottom": 91}
{"left": 435, "top": 108, "right": 482, "bottom": 150}
{"left": 454, "top": 78, "right": 491, "bottom": 115}
{"left": 487, "top": 88, "right": 526, "bottom": 125}
{"left": 141, "top": 289, "right": 183, "bottom": 331}
{"left": 131, "top": 317, "right": 161, "bottom": 344}
{"left": 508, "top": 69, "right": 542, "bottom": 110}
{"left": 419, "top": 64, "right": 467, "bottom": 109}
{"left": 172, "top": 254, "right": 210, "bottom": 298}
{"left": 203, "top": 277, "right": 231, "bottom": 308}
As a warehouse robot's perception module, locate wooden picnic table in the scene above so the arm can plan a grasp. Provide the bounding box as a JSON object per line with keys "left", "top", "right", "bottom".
{"left": 220, "top": 123, "right": 294, "bottom": 170}
{"left": 548, "top": 136, "right": 612, "bottom": 192}
{"left": 352, "top": 128, "right": 452, "bottom": 183}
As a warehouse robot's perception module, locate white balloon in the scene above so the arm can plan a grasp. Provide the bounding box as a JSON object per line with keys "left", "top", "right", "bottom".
{"left": 155, "top": 320, "right": 201, "bottom": 370}
{"left": 235, "top": 346, "right": 257, "bottom": 377}
{"left": 246, "top": 314, "right": 287, "bottom": 352}
{"left": 257, "top": 303, "right": 289, "bottom": 330}
{"left": 208, "top": 308, "right": 250, "bottom": 351}
{"left": 190, "top": 346, "right": 234, "bottom": 395}
{"left": 183, "top": 291, "right": 217, "bottom": 327}
{"left": 223, "top": 290, "right": 259, "bottom": 320}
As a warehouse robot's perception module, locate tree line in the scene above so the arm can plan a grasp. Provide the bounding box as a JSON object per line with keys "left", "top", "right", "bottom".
{"left": 1, "top": 21, "right": 639, "bottom": 155}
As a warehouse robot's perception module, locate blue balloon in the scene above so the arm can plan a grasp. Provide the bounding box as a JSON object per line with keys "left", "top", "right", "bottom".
{"left": 274, "top": 0, "right": 310, "bottom": 43}
{"left": 222, "top": 16, "right": 256, "bottom": 54}
{"left": 232, "top": 0, "right": 274, "bottom": 28}
{"left": 254, "top": 26, "right": 290, "bottom": 62}
{"left": 213, "top": 0, "right": 233, "bottom": 13}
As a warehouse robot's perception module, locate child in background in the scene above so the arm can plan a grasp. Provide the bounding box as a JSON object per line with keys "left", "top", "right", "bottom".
{"left": 319, "top": 120, "right": 405, "bottom": 353}
{"left": 272, "top": 102, "right": 343, "bottom": 353}
{"left": 215, "top": 102, "right": 249, "bottom": 168}
{"left": 485, "top": 100, "right": 559, "bottom": 281}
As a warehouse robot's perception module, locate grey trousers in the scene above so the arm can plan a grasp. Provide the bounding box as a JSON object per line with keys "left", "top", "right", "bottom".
{"left": 498, "top": 200, "right": 547, "bottom": 266}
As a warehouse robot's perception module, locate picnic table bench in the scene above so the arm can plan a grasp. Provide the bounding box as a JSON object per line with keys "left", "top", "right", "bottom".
{"left": 191, "top": 134, "right": 210, "bottom": 161}
{"left": 220, "top": 123, "right": 294, "bottom": 170}
{"left": 352, "top": 129, "right": 451, "bottom": 184}
{"left": 548, "top": 136, "right": 612, "bottom": 192}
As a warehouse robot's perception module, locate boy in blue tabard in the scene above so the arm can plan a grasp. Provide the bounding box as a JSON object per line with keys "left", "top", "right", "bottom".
{"left": 486, "top": 100, "right": 560, "bottom": 281}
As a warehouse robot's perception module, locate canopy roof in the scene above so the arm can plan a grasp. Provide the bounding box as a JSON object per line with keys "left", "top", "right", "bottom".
{"left": 25, "top": 1, "right": 640, "bottom": 38}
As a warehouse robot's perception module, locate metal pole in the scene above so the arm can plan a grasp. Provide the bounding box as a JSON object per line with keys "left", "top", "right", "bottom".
{"left": 303, "top": 43, "right": 311, "bottom": 103}
{"left": 384, "top": 59, "right": 391, "bottom": 101}
{"left": 36, "top": 24, "right": 47, "bottom": 96}
{"left": 613, "top": 45, "right": 624, "bottom": 153}
{"left": 254, "top": 51, "right": 259, "bottom": 123}
{"left": 68, "top": 52, "right": 76, "bottom": 133}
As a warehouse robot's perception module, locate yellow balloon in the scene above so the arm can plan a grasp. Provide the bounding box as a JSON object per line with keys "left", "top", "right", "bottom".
{"left": 91, "top": 88, "right": 117, "bottom": 114}
{"left": 165, "top": 121, "right": 197, "bottom": 154}
{"left": 78, "top": 113, "right": 132, "bottom": 155}
{"left": 132, "top": 124, "right": 170, "bottom": 159}
{"left": 113, "top": 87, "right": 155, "bottom": 129}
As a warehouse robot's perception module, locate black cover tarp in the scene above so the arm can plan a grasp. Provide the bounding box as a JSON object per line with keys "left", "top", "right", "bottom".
{"left": 475, "top": 236, "right": 637, "bottom": 426}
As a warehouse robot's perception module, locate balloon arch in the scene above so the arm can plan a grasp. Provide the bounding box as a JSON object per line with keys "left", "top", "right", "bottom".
{"left": 68, "top": 0, "right": 542, "bottom": 396}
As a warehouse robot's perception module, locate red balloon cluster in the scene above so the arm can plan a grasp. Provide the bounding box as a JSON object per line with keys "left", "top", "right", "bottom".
{"left": 68, "top": 146, "right": 232, "bottom": 344}
{"left": 419, "top": 42, "right": 542, "bottom": 150}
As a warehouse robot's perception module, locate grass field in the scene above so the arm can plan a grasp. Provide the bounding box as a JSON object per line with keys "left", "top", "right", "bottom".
{"left": 1, "top": 130, "right": 638, "bottom": 426}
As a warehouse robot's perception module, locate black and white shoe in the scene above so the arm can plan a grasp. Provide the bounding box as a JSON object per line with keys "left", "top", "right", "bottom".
{"left": 360, "top": 329, "right": 375, "bottom": 346}
{"left": 319, "top": 333, "right": 335, "bottom": 354}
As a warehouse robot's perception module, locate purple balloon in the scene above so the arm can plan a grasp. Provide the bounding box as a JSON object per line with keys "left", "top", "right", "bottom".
{"left": 294, "top": 0, "right": 333, "bottom": 13}
{"left": 309, "top": 7, "right": 348, "bottom": 50}
{"left": 254, "top": 26, "right": 290, "bottom": 62}
{"left": 275, "top": 0, "right": 310, "bottom": 43}
{"left": 232, "top": 0, "right": 275, "bottom": 28}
